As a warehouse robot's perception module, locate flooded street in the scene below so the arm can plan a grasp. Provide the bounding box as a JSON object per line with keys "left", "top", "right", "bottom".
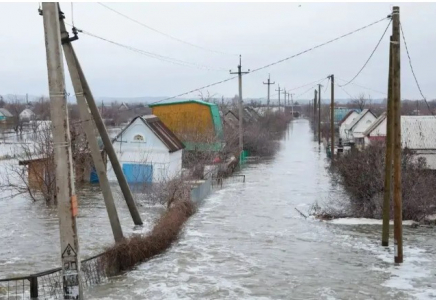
{"left": 2, "top": 119, "right": 436, "bottom": 299}
{"left": 88, "top": 119, "right": 436, "bottom": 299}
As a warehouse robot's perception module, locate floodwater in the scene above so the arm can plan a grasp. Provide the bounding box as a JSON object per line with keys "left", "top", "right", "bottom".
{"left": 1, "top": 119, "right": 436, "bottom": 299}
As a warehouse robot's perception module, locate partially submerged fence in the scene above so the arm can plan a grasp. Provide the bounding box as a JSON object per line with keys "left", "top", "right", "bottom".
{"left": 212, "top": 174, "right": 246, "bottom": 189}
{"left": 0, "top": 253, "right": 106, "bottom": 299}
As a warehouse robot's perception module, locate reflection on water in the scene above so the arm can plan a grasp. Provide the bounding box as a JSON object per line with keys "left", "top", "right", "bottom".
{"left": 1, "top": 119, "right": 436, "bottom": 299}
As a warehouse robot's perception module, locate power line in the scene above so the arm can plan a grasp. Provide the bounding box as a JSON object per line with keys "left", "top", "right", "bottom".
{"left": 295, "top": 78, "right": 328, "bottom": 100}
{"left": 250, "top": 16, "right": 390, "bottom": 74}
{"left": 336, "top": 77, "right": 387, "bottom": 95}
{"left": 285, "top": 77, "right": 329, "bottom": 92}
{"left": 73, "top": 26, "right": 226, "bottom": 72}
{"left": 339, "top": 19, "right": 392, "bottom": 87}
{"left": 97, "top": 2, "right": 236, "bottom": 56}
{"left": 150, "top": 76, "right": 238, "bottom": 104}
{"left": 400, "top": 22, "right": 434, "bottom": 116}
{"left": 336, "top": 84, "right": 353, "bottom": 99}
{"left": 324, "top": 77, "right": 330, "bottom": 93}
{"left": 10, "top": 15, "right": 389, "bottom": 137}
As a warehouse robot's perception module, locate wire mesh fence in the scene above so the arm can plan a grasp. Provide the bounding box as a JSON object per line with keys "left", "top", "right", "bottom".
{"left": 0, "top": 253, "right": 106, "bottom": 300}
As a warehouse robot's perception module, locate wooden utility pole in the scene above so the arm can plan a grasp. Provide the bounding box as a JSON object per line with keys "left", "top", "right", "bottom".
{"left": 282, "top": 88, "right": 287, "bottom": 113}
{"left": 263, "top": 74, "right": 275, "bottom": 111}
{"left": 329, "top": 75, "right": 335, "bottom": 160}
{"left": 318, "top": 84, "right": 322, "bottom": 144}
{"left": 71, "top": 44, "right": 143, "bottom": 226}
{"left": 382, "top": 36, "right": 394, "bottom": 247}
{"left": 59, "top": 17, "right": 124, "bottom": 243}
{"left": 290, "top": 93, "right": 295, "bottom": 118}
{"left": 314, "top": 89, "right": 318, "bottom": 127}
{"left": 230, "top": 55, "right": 249, "bottom": 157}
{"left": 42, "top": 3, "right": 82, "bottom": 298}
{"left": 392, "top": 6, "right": 403, "bottom": 263}
{"left": 275, "top": 85, "right": 282, "bottom": 112}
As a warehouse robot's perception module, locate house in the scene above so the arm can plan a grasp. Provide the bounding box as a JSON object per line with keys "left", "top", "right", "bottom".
{"left": 108, "top": 115, "right": 185, "bottom": 184}
{"left": 401, "top": 116, "right": 436, "bottom": 170}
{"left": 149, "top": 100, "right": 224, "bottom": 151}
{"left": 0, "top": 108, "right": 13, "bottom": 122}
{"left": 118, "top": 102, "right": 130, "bottom": 111}
{"left": 334, "top": 107, "right": 360, "bottom": 124}
{"left": 19, "top": 108, "right": 35, "bottom": 121}
{"left": 223, "top": 110, "right": 239, "bottom": 129}
{"left": 363, "top": 112, "right": 387, "bottom": 145}
{"left": 19, "top": 152, "right": 95, "bottom": 190}
{"left": 344, "top": 109, "right": 377, "bottom": 145}
{"left": 339, "top": 110, "right": 360, "bottom": 141}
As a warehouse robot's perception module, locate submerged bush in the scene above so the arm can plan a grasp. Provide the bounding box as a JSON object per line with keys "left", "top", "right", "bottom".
{"left": 102, "top": 200, "right": 196, "bottom": 275}
{"left": 327, "top": 142, "right": 436, "bottom": 221}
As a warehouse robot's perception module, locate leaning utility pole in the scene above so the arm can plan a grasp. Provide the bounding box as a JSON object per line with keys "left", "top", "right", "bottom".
{"left": 263, "top": 74, "right": 275, "bottom": 111}
{"left": 382, "top": 35, "right": 394, "bottom": 247}
{"left": 72, "top": 47, "right": 143, "bottom": 226}
{"left": 275, "top": 85, "right": 282, "bottom": 113}
{"left": 230, "top": 55, "right": 249, "bottom": 157}
{"left": 42, "top": 3, "right": 82, "bottom": 298}
{"left": 392, "top": 6, "right": 403, "bottom": 263}
{"left": 59, "top": 17, "right": 124, "bottom": 242}
{"left": 328, "top": 75, "right": 335, "bottom": 161}
{"left": 318, "top": 84, "right": 322, "bottom": 144}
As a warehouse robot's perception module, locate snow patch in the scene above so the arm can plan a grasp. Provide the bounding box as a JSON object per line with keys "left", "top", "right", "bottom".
{"left": 327, "top": 218, "right": 416, "bottom": 226}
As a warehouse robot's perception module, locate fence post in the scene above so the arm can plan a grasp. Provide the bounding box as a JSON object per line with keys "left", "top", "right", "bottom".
{"left": 29, "top": 276, "right": 38, "bottom": 299}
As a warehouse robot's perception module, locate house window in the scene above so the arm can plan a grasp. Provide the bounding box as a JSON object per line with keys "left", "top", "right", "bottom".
{"left": 133, "top": 134, "right": 144, "bottom": 141}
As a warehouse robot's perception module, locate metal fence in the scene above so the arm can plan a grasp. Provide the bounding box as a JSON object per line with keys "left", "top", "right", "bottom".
{"left": 212, "top": 174, "right": 246, "bottom": 188}
{"left": 0, "top": 253, "right": 106, "bottom": 299}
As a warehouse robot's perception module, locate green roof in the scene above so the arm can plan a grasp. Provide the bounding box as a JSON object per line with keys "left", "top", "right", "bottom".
{"left": 149, "top": 99, "right": 216, "bottom": 107}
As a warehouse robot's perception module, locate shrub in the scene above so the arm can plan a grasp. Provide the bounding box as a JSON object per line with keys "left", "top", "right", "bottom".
{"left": 327, "top": 142, "right": 436, "bottom": 221}
{"left": 102, "top": 200, "right": 196, "bottom": 275}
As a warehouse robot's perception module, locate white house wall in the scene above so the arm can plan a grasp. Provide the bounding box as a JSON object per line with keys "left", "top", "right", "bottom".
{"left": 339, "top": 111, "right": 359, "bottom": 141}
{"left": 350, "top": 113, "right": 377, "bottom": 139}
{"left": 364, "top": 118, "right": 387, "bottom": 145}
{"left": 107, "top": 118, "right": 182, "bottom": 183}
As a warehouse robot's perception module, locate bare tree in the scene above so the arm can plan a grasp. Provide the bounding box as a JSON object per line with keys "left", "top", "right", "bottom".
{"left": 1, "top": 123, "right": 93, "bottom": 203}
{"left": 5, "top": 95, "right": 25, "bottom": 133}
{"left": 351, "top": 93, "right": 370, "bottom": 111}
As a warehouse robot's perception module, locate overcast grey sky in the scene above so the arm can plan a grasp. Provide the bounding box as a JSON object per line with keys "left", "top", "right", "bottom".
{"left": 1, "top": 2, "right": 435, "bottom": 101}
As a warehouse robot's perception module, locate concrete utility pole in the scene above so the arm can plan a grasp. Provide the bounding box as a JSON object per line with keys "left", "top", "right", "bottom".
{"left": 275, "top": 85, "right": 282, "bottom": 112}
{"left": 263, "top": 74, "right": 275, "bottom": 111}
{"left": 392, "top": 6, "right": 403, "bottom": 263}
{"left": 230, "top": 55, "right": 249, "bottom": 157}
{"left": 59, "top": 18, "right": 124, "bottom": 243}
{"left": 42, "top": 3, "right": 82, "bottom": 298}
{"left": 382, "top": 36, "right": 394, "bottom": 247}
{"left": 318, "top": 84, "right": 322, "bottom": 145}
{"left": 329, "top": 75, "right": 335, "bottom": 161}
{"left": 71, "top": 42, "right": 143, "bottom": 226}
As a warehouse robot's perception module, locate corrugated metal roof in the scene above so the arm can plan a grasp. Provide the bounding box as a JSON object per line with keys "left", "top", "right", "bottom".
{"left": 363, "top": 112, "right": 386, "bottom": 136}
{"left": 402, "top": 116, "right": 436, "bottom": 150}
{"left": 0, "top": 108, "right": 13, "bottom": 117}
{"left": 145, "top": 115, "right": 185, "bottom": 153}
{"left": 113, "top": 115, "right": 185, "bottom": 153}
